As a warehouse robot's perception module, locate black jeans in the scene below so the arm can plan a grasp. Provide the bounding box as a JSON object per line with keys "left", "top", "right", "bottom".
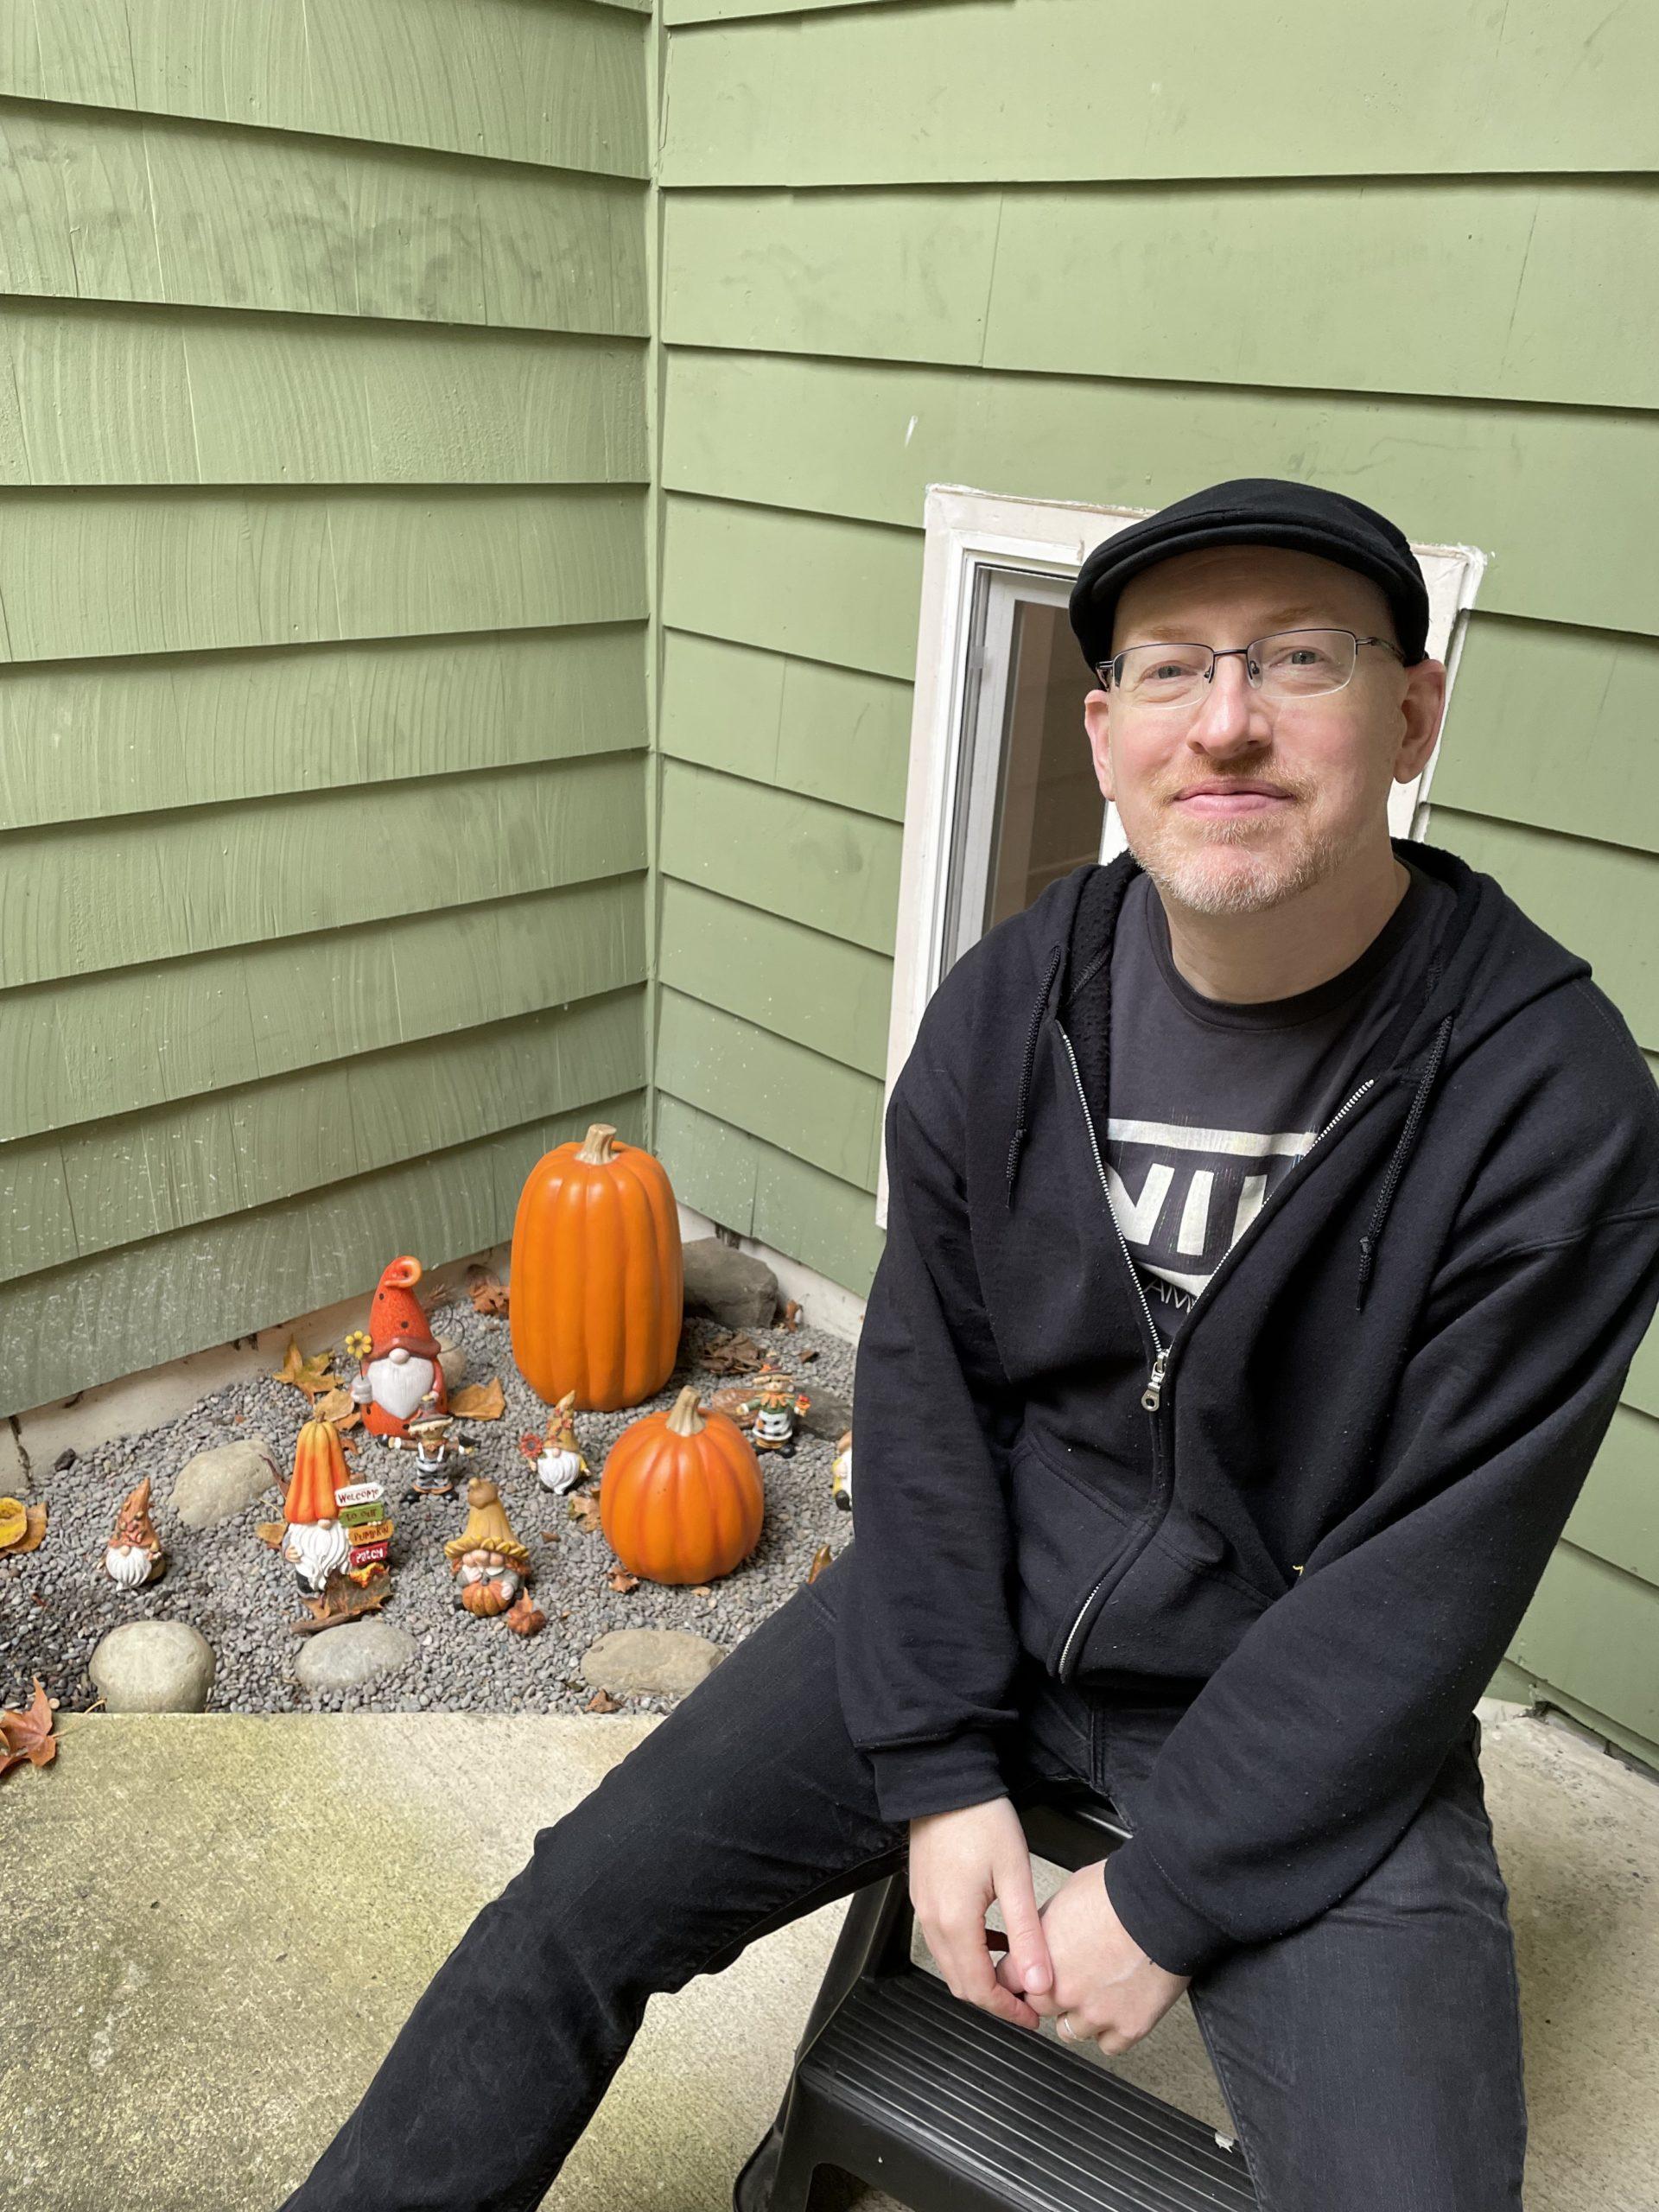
{"left": 276, "top": 1545, "right": 1527, "bottom": 2212}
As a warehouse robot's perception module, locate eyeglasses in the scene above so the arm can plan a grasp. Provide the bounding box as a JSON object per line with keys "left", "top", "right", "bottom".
{"left": 1094, "top": 627, "right": 1406, "bottom": 709}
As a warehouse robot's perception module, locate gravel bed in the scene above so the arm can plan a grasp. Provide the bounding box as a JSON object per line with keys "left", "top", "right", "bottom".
{"left": 0, "top": 1301, "right": 855, "bottom": 1721}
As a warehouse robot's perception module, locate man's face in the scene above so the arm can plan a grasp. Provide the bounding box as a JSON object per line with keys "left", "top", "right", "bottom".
{"left": 1081, "top": 544, "right": 1446, "bottom": 917}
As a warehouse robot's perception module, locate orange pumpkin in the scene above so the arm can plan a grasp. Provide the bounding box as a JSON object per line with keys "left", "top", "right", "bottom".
{"left": 601, "top": 1386, "right": 764, "bottom": 1586}
{"left": 459, "top": 1577, "right": 518, "bottom": 1618}
{"left": 285, "top": 1414, "right": 346, "bottom": 1524}
{"left": 510, "top": 1123, "right": 683, "bottom": 1412}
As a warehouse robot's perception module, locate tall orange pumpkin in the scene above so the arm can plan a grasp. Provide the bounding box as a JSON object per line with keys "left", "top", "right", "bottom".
{"left": 510, "top": 1123, "right": 683, "bottom": 1411}
{"left": 285, "top": 1413, "right": 346, "bottom": 1524}
{"left": 601, "top": 1386, "right": 764, "bottom": 1585}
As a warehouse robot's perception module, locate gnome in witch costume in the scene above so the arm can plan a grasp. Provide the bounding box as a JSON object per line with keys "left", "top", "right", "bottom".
{"left": 104, "top": 1475, "right": 166, "bottom": 1590}
{"left": 350, "top": 1255, "right": 448, "bottom": 1440}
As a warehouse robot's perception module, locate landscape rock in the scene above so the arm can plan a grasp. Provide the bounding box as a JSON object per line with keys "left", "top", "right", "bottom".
{"left": 581, "top": 1627, "right": 726, "bottom": 1701}
{"left": 438, "top": 1337, "right": 468, "bottom": 1392}
{"left": 681, "top": 1240, "right": 779, "bottom": 1331}
{"left": 90, "top": 1620, "right": 217, "bottom": 1712}
{"left": 169, "top": 1439, "right": 280, "bottom": 1529}
{"left": 799, "top": 1386, "right": 853, "bottom": 1443}
{"left": 296, "top": 1621, "right": 417, "bottom": 1694}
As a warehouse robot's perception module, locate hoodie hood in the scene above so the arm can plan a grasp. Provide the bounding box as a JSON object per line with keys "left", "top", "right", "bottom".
{"left": 1001, "top": 835, "right": 1592, "bottom": 1307}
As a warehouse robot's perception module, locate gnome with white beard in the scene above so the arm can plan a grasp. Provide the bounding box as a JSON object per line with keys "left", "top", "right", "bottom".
{"left": 280, "top": 1412, "right": 353, "bottom": 1621}
{"left": 104, "top": 1475, "right": 166, "bottom": 1590}
{"left": 350, "top": 1255, "right": 448, "bottom": 1440}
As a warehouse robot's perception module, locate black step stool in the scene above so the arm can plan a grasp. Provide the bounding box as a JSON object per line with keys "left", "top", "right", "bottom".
{"left": 732, "top": 1780, "right": 1255, "bottom": 2212}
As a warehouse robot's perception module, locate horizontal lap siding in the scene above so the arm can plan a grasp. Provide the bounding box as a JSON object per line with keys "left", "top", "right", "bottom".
{"left": 0, "top": 3, "right": 652, "bottom": 1414}
{"left": 654, "top": 0, "right": 1659, "bottom": 1759}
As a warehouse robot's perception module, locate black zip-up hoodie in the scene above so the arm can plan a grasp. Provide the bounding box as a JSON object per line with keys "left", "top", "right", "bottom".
{"left": 835, "top": 835, "right": 1659, "bottom": 1978}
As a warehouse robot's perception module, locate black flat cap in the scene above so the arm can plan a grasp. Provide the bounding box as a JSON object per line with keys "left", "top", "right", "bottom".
{"left": 1068, "top": 477, "right": 1432, "bottom": 674}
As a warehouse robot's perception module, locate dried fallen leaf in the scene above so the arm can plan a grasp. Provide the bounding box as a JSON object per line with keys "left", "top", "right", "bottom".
{"left": 0, "top": 1678, "right": 59, "bottom": 1780}
{"left": 780, "top": 1300, "right": 802, "bottom": 1332}
{"left": 607, "top": 1568, "right": 639, "bottom": 1594}
{"left": 586, "top": 1688, "right": 622, "bottom": 1713}
{"left": 467, "top": 1267, "right": 511, "bottom": 1319}
{"left": 271, "top": 1338, "right": 340, "bottom": 1402}
{"left": 311, "top": 1387, "right": 362, "bottom": 1432}
{"left": 567, "top": 1493, "right": 604, "bottom": 1534}
{"left": 807, "top": 1543, "right": 834, "bottom": 1584}
{"left": 0, "top": 1502, "right": 49, "bottom": 1558}
{"left": 254, "top": 1521, "right": 287, "bottom": 1551}
{"left": 705, "top": 1384, "right": 758, "bottom": 1428}
{"left": 687, "top": 1584, "right": 712, "bottom": 1597}
{"left": 798, "top": 1346, "right": 820, "bottom": 1363}
{"left": 703, "top": 1331, "right": 765, "bottom": 1377}
{"left": 449, "top": 1377, "right": 505, "bottom": 1421}
{"left": 540, "top": 1529, "right": 563, "bottom": 1546}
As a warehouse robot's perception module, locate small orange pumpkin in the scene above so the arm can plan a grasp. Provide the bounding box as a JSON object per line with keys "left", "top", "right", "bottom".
{"left": 460, "top": 1577, "right": 518, "bottom": 1618}
{"left": 511, "top": 1123, "right": 683, "bottom": 1411}
{"left": 285, "top": 1414, "right": 346, "bottom": 1524}
{"left": 601, "top": 1386, "right": 764, "bottom": 1586}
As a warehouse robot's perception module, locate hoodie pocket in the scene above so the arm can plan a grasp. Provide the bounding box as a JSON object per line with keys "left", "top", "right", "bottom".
{"left": 1065, "top": 1520, "right": 1277, "bottom": 1685}
{"left": 1007, "top": 1431, "right": 1144, "bottom": 1675}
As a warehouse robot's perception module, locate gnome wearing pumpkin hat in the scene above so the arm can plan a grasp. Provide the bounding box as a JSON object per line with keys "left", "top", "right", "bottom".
{"left": 443, "top": 1477, "right": 533, "bottom": 1618}
{"left": 104, "top": 1475, "right": 166, "bottom": 1590}
{"left": 280, "top": 1420, "right": 352, "bottom": 1605}
{"left": 350, "top": 1255, "right": 448, "bottom": 1440}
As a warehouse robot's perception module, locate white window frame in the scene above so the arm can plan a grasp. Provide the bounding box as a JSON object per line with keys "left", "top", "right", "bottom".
{"left": 876, "top": 483, "right": 1488, "bottom": 1229}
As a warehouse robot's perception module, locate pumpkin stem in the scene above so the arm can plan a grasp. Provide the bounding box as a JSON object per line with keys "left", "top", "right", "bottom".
{"left": 664, "top": 1385, "right": 705, "bottom": 1437}
{"left": 576, "top": 1122, "right": 619, "bottom": 1164}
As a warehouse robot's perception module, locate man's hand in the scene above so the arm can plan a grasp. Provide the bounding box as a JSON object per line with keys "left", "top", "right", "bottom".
{"left": 992, "top": 1860, "right": 1190, "bottom": 2055}
{"left": 907, "top": 1797, "right": 1055, "bottom": 2031}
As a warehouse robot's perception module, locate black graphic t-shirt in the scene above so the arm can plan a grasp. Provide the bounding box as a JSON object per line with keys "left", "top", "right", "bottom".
{"left": 1103, "top": 860, "right": 1455, "bottom": 1319}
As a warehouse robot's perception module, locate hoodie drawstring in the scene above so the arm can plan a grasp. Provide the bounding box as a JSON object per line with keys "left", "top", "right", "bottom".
{"left": 1355, "top": 1010, "right": 1454, "bottom": 1311}
{"left": 1007, "top": 944, "right": 1064, "bottom": 1209}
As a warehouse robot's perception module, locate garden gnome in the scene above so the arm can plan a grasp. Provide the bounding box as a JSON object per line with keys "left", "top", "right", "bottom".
{"left": 104, "top": 1474, "right": 166, "bottom": 1589}
{"left": 518, "top": 1391, "right": 588, "bottom": 1496}
{"left": 740, "top": 1367, "right": 811, "bottom": 1459}
{"left": 443, "top": 1478, "right": 533, "bottom": 1617}
{"left": 386, "top": 1391, "right": 468, "bottom": 1499}
{"left": 350, "top": 1255, "right": 448, "bottom": 1440}
{"left": 830, "top": 1429, "right": 853, "bottom": 1513}
{"left": 281, "top": 1417, "right": 352, "bottom": 1606}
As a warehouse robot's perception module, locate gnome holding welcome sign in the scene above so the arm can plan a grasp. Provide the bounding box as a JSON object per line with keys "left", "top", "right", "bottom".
{"left": 350, "top": 1255, "right": 449, "bottom": 1440}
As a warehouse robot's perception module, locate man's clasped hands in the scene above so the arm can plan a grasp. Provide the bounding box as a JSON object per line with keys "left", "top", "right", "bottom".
{"left": 907, "top": 1796, "right": 1190, "bottom": 2054}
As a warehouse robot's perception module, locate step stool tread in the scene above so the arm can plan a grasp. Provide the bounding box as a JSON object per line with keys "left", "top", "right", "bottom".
{"left": 801, "top": 1971, "right": 1255, "bottom": 2212}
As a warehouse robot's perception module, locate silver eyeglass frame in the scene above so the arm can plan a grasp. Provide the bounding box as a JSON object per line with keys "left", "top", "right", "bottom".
{"left": 1093, "top": 627, "right": 1408, "bottom": 702}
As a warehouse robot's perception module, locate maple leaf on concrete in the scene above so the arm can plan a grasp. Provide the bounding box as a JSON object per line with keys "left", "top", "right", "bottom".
{"left": 0, "top": 1678, "right": 59, "bottom": 1780}
{"left": 271, "top": 1339, "right": 340, "bottom": 1402}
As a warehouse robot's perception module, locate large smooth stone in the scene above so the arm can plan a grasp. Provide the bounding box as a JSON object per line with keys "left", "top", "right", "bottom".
{"left": 681, "top": 1240, "right": 779, "bottom": 1332}
{"left": 295, "top": 1621, "right": 417, "bottom": 1694}
{"left": 90, "top": 1621, "right": 216, "bottom": 1713}
{"left": 437, "top": 1336, "right": 467, "bottom": 1391}
{"left": 580, "top": 1628, "right": 726, "bottom": 1701}
{"left": 169, "top": 1439, "right": 280, "bottom": 1529}
{"left": 799, "top": 1386, "right": 853, "bottom": 1443}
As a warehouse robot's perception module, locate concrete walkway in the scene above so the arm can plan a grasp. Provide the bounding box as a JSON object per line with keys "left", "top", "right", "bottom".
{"left": 2, "top": 1698, "right": 1654, "bottom": 2210}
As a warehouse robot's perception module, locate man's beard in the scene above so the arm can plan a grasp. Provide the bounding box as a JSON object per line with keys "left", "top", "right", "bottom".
{"left": 364, "top": 1353, "right": 435, "bottom": 1421}
{"left": 1128, "top": 788, "right": 1353, "bottom": 918}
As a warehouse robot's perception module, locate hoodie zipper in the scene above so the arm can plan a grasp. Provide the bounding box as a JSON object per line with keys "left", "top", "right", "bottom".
{"left": 1051, "top": 1016, "right": 1378, "bottom": 1681}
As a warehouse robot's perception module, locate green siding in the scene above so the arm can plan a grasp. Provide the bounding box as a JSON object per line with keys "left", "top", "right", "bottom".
{"left": 652, "top": 0, "right": 1659, "bottom": 1764}
{"left": 0, "top": 2, "right": 652, "bottom": 1414}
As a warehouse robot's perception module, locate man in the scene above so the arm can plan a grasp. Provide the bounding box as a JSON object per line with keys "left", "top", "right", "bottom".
{"left": 280, "top": 480, "right": 1659, "bottom": 2212}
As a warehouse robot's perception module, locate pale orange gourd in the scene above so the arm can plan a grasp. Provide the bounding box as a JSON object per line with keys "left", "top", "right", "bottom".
{"left": 510, "top": 1124, "right": 683, "bottom": 1412}
{"left": 601, "top": 1386, "right": 765, "bottom": 1586}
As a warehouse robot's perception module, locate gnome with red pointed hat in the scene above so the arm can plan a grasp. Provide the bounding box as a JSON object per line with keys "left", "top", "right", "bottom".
{"left": 349, "top": 1255, "right": 448, "bottom": 1440}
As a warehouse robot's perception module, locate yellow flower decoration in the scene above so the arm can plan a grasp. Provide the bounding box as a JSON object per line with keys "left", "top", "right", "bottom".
{"left": 344, "top": 1330, "right": 373, "bottom": 1363}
